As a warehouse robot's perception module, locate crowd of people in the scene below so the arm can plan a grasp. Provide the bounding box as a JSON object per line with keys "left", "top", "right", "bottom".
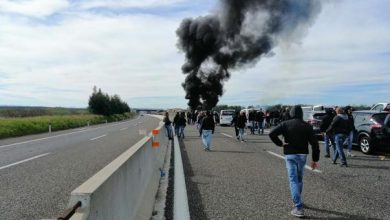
{"left": 161, "top": 104, "right": 389, "bottom": 218}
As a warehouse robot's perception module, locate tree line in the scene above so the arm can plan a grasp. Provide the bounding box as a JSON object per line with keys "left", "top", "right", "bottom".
{"left": 88, "top": 86, "right": 130, "bottom": 116}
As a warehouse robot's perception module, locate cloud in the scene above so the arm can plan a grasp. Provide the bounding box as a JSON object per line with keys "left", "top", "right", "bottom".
{"left": 77, "top": 0, "right": 186, "bottom": 9}
{"left": 0, "top": 0, "right": 389, "bottom": 108}
{"left": 0, "top": 0, "right": 69, "bottom": 17}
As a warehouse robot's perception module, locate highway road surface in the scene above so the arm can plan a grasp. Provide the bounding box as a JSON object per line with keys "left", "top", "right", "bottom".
{"left": 0, "top": 115, "right": 161, "bottom": 220}
{"left": 181, "top": 124, "right": 390, "bottom": 220}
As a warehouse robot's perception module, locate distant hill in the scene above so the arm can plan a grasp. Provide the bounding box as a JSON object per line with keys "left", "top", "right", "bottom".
{"left": 0, "top": 106, "right": 88, "bottom": 118}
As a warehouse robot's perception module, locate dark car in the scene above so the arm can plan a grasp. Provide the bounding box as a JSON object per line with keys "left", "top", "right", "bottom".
{"left": 352, "top": 111, "right": 390, "bottom": 154}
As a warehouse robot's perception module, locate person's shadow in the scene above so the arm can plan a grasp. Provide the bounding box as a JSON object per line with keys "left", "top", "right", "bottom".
{"left": 303, "top": 205, "right": 381, "bottom": 220}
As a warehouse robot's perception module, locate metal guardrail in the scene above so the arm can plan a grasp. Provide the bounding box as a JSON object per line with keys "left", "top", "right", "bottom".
{"left": 57, "top": 201, "right": 82, "bottom": 220}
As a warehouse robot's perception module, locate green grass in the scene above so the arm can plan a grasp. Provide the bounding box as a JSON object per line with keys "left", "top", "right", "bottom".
{"left": 0, "top": 106, "right": 88, "bottom": 117}
{"left": 0, "top": 112, "right": 136, "bottom": 139}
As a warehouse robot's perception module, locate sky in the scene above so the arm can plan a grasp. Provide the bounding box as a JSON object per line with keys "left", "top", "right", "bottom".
{"left": 0, "top": 0, "right": 389, "bottom": 109}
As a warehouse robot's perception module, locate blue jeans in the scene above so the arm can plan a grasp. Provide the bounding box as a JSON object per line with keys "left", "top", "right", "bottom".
{"left": 239, "top": 128, "right": 245, "bottom": 141}
{"left": 333, "top": 134, "right": 347, "bottom": 164}
{"left": 285, "top": 154, "right": 307, "bottom": 209}
{"left": 165, "top": 125, "right": 173, "bottom": 139}
{"left": 201, "top": 130, "right": 213, "bottom": 149}
{"left": 324, "top": 134, "right": 335, "bottom": 156}
{"left": 344, "top": 131, "right": 354, "bottom": 153}
{"left": 250, "top": 121, "right": 255, "bottom": 134}
{"left": 257, "top": 121, "right": 264, "bottom": 134}
{"left": 179, "top": 126, "right": 185, "bottom": 138}
{"left": 174, "top": 126, "right": 179, "bottom": 136}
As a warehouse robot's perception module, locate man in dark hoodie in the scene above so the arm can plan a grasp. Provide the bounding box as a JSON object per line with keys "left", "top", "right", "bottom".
{"left": 200, "top": 111, "right": 215, "bottom": 151}
{"left": 326, "top": 107, "right": 352, "bottom": 167}
{"left": 173, "top": 112, "right": 180, "bottom": 136}
{"left": 269, "top": 105, "right": 320, "bottom": 218}
{"left": 320, "top": 108, "right": 336, "bottom": 158}
{"left": 343, "top": 106, "right": 355, "bottom": 157}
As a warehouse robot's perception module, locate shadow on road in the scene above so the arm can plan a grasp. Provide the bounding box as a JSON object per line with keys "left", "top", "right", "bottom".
{"left": 304, "top": 205, "right": 381, "bottom": 220}
{"left": 178, "top": 138, "right": 209, "bottom": 220}
{"left": 347, "top": 164, "right": 390, "bottom": 170}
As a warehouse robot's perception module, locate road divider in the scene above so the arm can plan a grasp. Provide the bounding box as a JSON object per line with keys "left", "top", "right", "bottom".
{"left": 0, "top": 153, "right": 50, "bottom": 171}
{"left": 266, "top": 150, "right": 322, "bottom": 173}
{"left": 63, "top": 116, "right": 168, "bottom": 220}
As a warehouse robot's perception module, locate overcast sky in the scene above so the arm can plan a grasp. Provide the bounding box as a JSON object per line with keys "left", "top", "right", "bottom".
{"left": 0, "top": 0, "right": 389, "bottom": 109}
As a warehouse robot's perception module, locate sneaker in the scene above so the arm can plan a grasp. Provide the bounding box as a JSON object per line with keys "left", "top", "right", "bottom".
{"left": 324, "top": 154, "right": 330, "bottom": 158}
{"left": 332, "top": 160, "right": 337, "bottom": 164}
{"left": 340, "top": 163, "right": 348, "bottom": 167}
{"left": 347, "top": 152, "right": 355, "bottom": 157}
{"left": 291, "top": 208, "right": 304, "bottom": 218}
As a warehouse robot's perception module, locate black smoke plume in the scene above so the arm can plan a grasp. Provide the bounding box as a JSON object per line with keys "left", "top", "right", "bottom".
{"left": 177, "top": 0, "right": 322, "bottom": 110}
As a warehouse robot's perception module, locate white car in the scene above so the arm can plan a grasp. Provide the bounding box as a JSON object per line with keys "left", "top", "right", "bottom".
{"left": 371, "top": 103, "right": 390, "bottom": 111}
{"left": 220, "top": 110, "right": 235, "bottom": 126}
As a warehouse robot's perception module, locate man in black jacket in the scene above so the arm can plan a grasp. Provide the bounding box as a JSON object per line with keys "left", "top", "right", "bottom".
{"left": 320, "top": 108, "right": 336, "bottom": 158}
{"left": 231, "top": 111, "right": 240, "bottom": 140}
{"left": 256, "top": 109, "right": 265, "bottom": 135}
{"left": 326, "top": 107, "right": 352, "bottom": 167}
{"left": 200, "top": 111, "right": 215, "bottom": 151}
{"left": 269, "top": 105, "right": 320, "bottom": 218}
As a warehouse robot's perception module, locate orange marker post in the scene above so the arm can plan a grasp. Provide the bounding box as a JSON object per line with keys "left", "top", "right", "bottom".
{"left": 152, "top": 141, "right": 160, "bottom": 148}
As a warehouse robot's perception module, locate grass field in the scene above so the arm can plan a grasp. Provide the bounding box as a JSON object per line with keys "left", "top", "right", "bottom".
{"left": 0, "top": 112, "right": 136, "bottom": 139}
{"left": 0, "top": 106, "right": 88, "bottom": 117}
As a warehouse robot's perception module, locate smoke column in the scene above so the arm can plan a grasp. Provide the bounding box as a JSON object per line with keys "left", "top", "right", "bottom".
{"left": 176, "top": 0, "right": 322, "bottom": 110}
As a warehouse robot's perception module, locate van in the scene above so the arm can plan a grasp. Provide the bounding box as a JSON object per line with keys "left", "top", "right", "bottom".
{"left": 220, "top": 110, "right": 235, "bottom": 126}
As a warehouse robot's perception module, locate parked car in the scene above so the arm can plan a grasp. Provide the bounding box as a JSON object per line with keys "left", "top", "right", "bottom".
{"left": 371, "top": 103, "right": 390, "bottom": 111}
{"left": 352, "top": 111, "right": 390, "bottom": 154}
{"left": 302, "top": 106, "right": 333, "bottom": 140}
{"left": 219, "top": 110, "right": 235, "bottom": 126}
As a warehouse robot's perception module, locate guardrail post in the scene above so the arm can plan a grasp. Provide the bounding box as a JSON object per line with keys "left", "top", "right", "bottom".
{"left": 49, "top": 124, "right": 52, "bottom": 133}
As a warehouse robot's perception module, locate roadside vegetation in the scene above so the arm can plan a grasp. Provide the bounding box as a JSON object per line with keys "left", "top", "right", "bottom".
{"left": 0, "top": 87, "right": 134, "bottom": 139}
{"left": 0, "top": 113, "right": 135, "bottom": 139}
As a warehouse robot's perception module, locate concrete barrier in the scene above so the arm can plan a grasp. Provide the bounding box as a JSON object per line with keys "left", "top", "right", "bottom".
{"left": 66, "top": 115, "right": 168, "bottom": 220}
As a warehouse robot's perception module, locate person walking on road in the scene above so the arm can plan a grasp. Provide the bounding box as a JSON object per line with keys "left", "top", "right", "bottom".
{"left": 173, "top": 112, "right": 180, "bottom": 136}
{"left": 269, "top": 105, "right": 320, "bottom": 218}
{"left": 256, "top": 109, "right": 265, "bottom": 135}
{"left": 326, "top": 107, "right": 353, "bottom": 167}
{"left": 200, "top": 111, "right": 215, "bottom": 151}
{"left": 344, "top": 106, "right": 355, "bottom": 157}
{"left": 237, "top": 111, "right": 247, "bottom": 142}
{"left": 249, "top": 109, "right": 256, "bottom": 134}
{"left": 320, "top": 108, "right": 336, "bottom": 158}
{"left": 231, "top": 111, "right": 240, "bottom": 140}
{"left": 197, "top": 111, "right": 205, "bottom": 137}
{"left": 178, "top": 112, "right": 187, "bottom": 139}
{"left": 163, "top": 112, "right": 173, "bottom": 140}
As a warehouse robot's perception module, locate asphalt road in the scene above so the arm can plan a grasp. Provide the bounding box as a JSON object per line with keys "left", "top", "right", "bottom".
{"left": 180, "top": 124, "right": 390, "bottom": 220}
{"left": 0, "top": 115, "right": 161, "bottom": 220}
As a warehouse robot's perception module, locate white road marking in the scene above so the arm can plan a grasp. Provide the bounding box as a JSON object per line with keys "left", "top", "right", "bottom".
{"left": 266, "top": 151, "right": 322, "bottom": 173}
{"left": 221, "top": 133, "right": 233, "bottom": 138}
{"left": 90, "top": 134, "right": 107, "bottom": 141}
{"left": 0, "top": 153, "right": 51, "bottom": 171}
{"left": 120, "top": 127, "right": 128, "bottom": 131}
{"left": 0, "top": 120, "right": 132, "bottom": 149}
